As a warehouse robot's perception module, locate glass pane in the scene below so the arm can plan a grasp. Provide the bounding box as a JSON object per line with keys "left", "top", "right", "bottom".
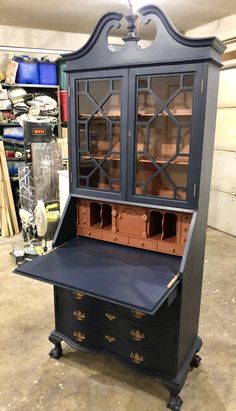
{"left": 78, "top": 94, "right": 96, "bottom": 120}
{"left": 151, "top": 173, "right": 174, "bottom": 198}
{"left": 137, "top": 125, "right": 146, "bottom": 152}
{"left": 88, "top": 80, "right": 110, "bottom": 103}
{"left": 89, "top": 169, "right": 109, "bottom": 189}
{"left": 88, "top": 114, "right": 110, "bottom": 156}
{"left": 102, "top": 155, "right": 120, "bottom": 179}
{"left": 112, "top": 123, "right": 120, "bottom": 152}
{"left": 149, "top": 116, "right": 177, "bottom": 161}
{"left": 78, "top": 123, "right": 86, "bottom": 150}
{"left": 136, "top": 183, "right": 145, "bottom": 195}
{"left": 137, "top": 91, "right": 161, "bottom": 121}
{"left": 102, "top": 94, "right": 120, "bottom": 120}
{"left": 77, "top": 77, "right": 121, "bottom": 192}
{"left": 179, "top": 125, "right": 191, "bottom": 154}
{"left": 79, "top": 153, "right": 96, "bottom": 176}
{"left": 87, "top": 169, "right": 119, "bottom": 191}
{"left": 168, "top": 90, "right": 193, "bottom": 115}
{"left": 112, "top": 80, "right": 121, "bottom": 90}
{"left": 183, "top": 74, "right": 194, "bottom": 86}
{"left": 151, "top": 75, "right": 180, "bottom": 102}
{"left": 136, "top": 154, "right": 157, "bottom": 184}
{"left": 138, "top": 77, "right": 148, "bottom": 89}
{"left": 165, "top": 161, "right": 188, "bottom": 187}
{"left": 79, "top": 177, "right": 87, "bottom": 187}
{"left": 176, "top": 189, "right": 187, "bottom": 200}
{"left": 135, "top": 74, "right": 192, "bottom": 201}
{"left": 78, "top": 81, "right": 86, "bottom": 92}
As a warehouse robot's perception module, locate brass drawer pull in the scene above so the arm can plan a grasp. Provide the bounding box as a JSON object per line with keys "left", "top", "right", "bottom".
{"left": 105, "top": 334, "right": 116, "bottom": 343}
{"left": 131, "top": 329, "right": 145, "bottom": 342}
{"left": 105, "top": 313, "right": 116, "bottom": 321}
{"left": 130, "top": 352, "right": 144, "bottom": 364}
{"left": 74, "top": 331, "right": 86, "bottom": 342}
{"left": 73, "top": 291, "right": 85, "bottom": 300}
{"left": 73, "top": 310, "right": 86, "bottom": 321}
{"left": 131, "top": 310, "right": 146, "bottom": 319}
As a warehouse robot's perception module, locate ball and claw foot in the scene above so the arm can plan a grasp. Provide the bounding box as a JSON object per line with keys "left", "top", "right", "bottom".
{"left": 49, "top": 342, "right": 62, "bottom": 359}
{"left": 190, "top": 354, "right": 201, "bottom": 369}
{"left": 167, "top": 394, "right": 183, "bottom": 411}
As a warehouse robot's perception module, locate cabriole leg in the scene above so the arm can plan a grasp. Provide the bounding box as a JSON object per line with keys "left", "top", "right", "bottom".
{"left": 167, "top": 393, "right": 183, "bottom": 411}
{"left": 48, "top": 332, "right": 63, "bottom": 359}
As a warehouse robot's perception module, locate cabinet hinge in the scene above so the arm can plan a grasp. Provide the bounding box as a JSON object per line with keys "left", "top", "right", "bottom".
{"left": 70, "top": 171, "right": 73, "bottom": 183}
{"left": 68, "top": 85, "right": 71, "bottom": 98}
{"left": 201, "top": 79, "right": 204, "bottom": 93}
{"left": 193, "top": 184, "right": 197, "bottom": 197}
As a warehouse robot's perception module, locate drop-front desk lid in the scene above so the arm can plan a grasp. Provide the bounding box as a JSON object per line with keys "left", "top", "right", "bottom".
{"left": 14, "top": 237, "right": 181, "bottom": 315}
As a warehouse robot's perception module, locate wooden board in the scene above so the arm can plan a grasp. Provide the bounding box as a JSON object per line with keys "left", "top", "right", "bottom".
{"left": 0, "top": 141, "right": 19, "bottom": 235}
{"left": 0, "top": 162, "right": 9, "bottom": 237}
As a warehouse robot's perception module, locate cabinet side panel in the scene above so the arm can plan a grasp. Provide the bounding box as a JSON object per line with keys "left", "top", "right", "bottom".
{"left": 177, "top": 64, "right": 220, "bottom": 369}
{"left": 53, "top": 195, "right": 77, "bottom": 247}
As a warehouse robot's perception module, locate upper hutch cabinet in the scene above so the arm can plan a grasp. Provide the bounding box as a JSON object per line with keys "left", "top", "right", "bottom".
{"left": 66, "top": 6, "right": 224, "bottom": 208}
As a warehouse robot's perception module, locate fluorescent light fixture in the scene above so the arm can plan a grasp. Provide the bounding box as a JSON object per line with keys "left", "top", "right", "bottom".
{"left": 0, "top": 45, "right": 74, "bottom": 55}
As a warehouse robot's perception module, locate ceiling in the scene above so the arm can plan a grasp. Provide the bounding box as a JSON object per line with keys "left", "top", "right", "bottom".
{"left": 1, "top": 0, "right": 236, "bottom": 36}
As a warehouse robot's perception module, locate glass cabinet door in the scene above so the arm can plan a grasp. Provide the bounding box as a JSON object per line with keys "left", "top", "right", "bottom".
{"left": 75, "top": 72, "right": 127, "bottom": 198}
{"left": 131, "top": 72, "right": 195, "bottom": 203}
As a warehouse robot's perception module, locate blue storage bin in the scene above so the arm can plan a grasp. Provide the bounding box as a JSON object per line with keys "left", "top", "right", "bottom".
{"left": 39, "top": 59, "right": 57, "bottom": 85}
{"left": 8, "top": 160, "right": 21, "bottom": 176}
{"left": 14, "top": 56, "right": 39, "bottom": 84}
{"left": 3, "top": 127, "right": 24, "bottom": 141}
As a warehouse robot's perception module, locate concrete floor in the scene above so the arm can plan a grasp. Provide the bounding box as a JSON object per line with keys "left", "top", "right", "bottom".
{"left": 0, "top": 228, "right": 235, "bottom": 411}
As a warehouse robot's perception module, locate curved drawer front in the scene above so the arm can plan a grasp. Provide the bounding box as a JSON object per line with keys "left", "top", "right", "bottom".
{"left": 55, "top": 286, "right": 179, "bottom": 329}
{"left": 56, "top": 298, "right": 176, "bottom": 353}
{"left": 56, "top": 317, "right": 174, "bottom": 376}
{"left": 57, "top": 287, "right": 98, "bottom": 307}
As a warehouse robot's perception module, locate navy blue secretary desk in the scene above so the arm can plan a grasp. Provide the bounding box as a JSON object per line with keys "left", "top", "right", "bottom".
{"left": 15, "top": 5, "right": 225, "bottom": 410}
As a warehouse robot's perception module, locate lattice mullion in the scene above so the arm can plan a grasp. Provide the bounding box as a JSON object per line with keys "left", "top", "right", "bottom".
{"left": 109, "top": 121, "right": 112, "bottom": 153}
{"left": 160, "top": 153, "right": 179, "bottom": 172}
{"left": 175, "top": 123, "right": 182, "bottom": 156}
{"left": 159, "top": 167, "right": 177, "bottom": 193}
{"left": 165, "top": 86, "right": 182, "bottom": 108}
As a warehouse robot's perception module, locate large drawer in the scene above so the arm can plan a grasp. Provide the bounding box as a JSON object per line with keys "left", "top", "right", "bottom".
{"left": 55, "top": 286, "right": 179, "bottom": 328}
{"left": 56, "top": 295, "right": 176, "bottom": 353}
{"left": 56, "top": 317, "right": 175, "bottom": 376}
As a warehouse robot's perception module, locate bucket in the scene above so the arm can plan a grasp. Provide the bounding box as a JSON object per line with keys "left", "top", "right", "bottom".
{"left": 60, "top": 90, "right": 68, "bottom": 123}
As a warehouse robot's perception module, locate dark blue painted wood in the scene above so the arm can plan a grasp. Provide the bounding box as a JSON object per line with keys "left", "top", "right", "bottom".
{"left": 62, "top": 6, "right": 225, "bottom": 72}
{"left": 14, "top": 237, "right": 180, "bottom": 314}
